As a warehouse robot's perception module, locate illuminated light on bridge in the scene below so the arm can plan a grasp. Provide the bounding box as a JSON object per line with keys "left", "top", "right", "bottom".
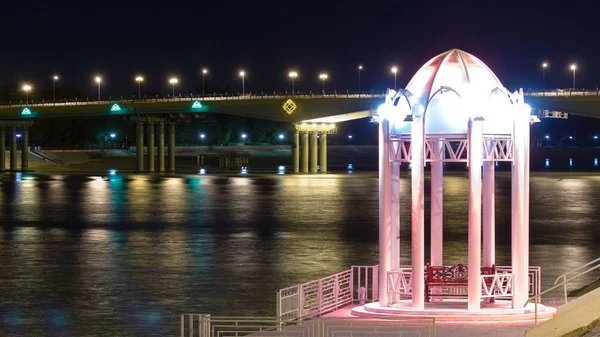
{"left": 110, "top": 104, "right": 122, "bottom": 112}
{"left": 109, "top": 133, "right": 116, "bottom": 139}
{"left": 282, "top": 99, "right": 297, "bottom": 114}
{"left": 363, "top": 49, "right": 553, "bottom": 321}
{"left": 21, "top": 107, "right": 32, "bottom": 115}
{"left": 191, "top": 100, "right": 203, "bottom": 109}
{"left": 545, "top": 134, "right": 550, "bottom": 140}
{"left": 294, "top": 122, "right": 336, "bottom": 133}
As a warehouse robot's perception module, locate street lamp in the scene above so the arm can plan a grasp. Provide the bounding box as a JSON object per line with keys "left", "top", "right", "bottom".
{"left": 202, "top": 68, "right": 208, "bottom": 96}
{"left": 288, "top": 71, "right": 298, "bottom": 95}
{"left": 542, "top": 63, "right": 548, "bottom": 92}
{"left": 278, "top": 133, "right": 284, "bottom": 144}
{"left": 241, "top": 133, "right": 247, "bottom": 144}
{"left": 239, "top": 71, "right": 246, "bottom": 96}
{"left": 22, "top": 84, "right": 32, "bottom": 104}
{"left": 358, "top": 65, "right": 363, "bottom": 93}
{"left": 94, "top": 76, "right": 102, "bottom": 101}
{"left": 52, "top": 75, "right": 59, "bottom": 101}
{"left": 391, "top": 66, "right": 398, "bottom": 89}
{"left": 135, "top": 76, "right": 144, "bottom": 99}
{"left": 570, "top": 64, "right": 577, "bottom": 90}
{"left": 348, "top": 134, "right": 353, "bottom": 145}
{"left": 319, "top": 73, "right": 328, "bottom": 94}
{"left": 169, "top": 77, "right": 178, "bottom": 98}
{"left": 200, "top": 133, "right": 206, "bottom": 144}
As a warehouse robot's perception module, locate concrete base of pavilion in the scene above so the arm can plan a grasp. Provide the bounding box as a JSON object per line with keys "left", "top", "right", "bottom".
{"left": 350, "top": 300, "right": 557, "bottom": 322}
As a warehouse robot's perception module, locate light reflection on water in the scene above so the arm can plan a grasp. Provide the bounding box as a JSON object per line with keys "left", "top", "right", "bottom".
{"left": 0, "top": 172, "right": 599, "bottom": 336}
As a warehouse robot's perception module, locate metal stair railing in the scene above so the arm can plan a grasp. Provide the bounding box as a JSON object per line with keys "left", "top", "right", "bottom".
{"left": 524, "top": 256, "right": 600, "bottom": 325}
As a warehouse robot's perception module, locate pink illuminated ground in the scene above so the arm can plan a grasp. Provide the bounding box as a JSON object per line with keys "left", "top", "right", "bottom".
{"left": 325, "top": 304, "right": 556, "bottom": 337}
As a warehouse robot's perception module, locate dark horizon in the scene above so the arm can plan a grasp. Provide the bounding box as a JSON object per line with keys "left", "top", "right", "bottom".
{"left": 1, "top": 0, "right": 599, "bottom": 97}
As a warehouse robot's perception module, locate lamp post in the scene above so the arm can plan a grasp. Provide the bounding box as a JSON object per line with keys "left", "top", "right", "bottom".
{"left": 542, "top": 63, "right": 548, "bottom": 93}
{"left": 358, "top": 65, "right": 363, "bottom": 93}
{"left": 239, "top": 71, "right": 246, "bottom": 96}
{"left": 110, "top": 133, "right": 116, "bottom": 148}
{"left": 200, "top": 133, "right": 206, "bottom": 144}
{"left": 95, "top": 76, "right": 102, "bottom": 101}
{"left": 348, "top": 134, "right": 353, "bottom": 145}
{"left": 52, "top": 75, "right": 59, "bottom": 101}
{"left": 278, "top": 133, "right": 284, "bottom": 145}
{"left": 202, "top": 68, "right": 208, "bottom": 96}
{"left": 22, "top": 84, "right": 32, "bottom": 105}
{"left": 570, "top": 64, "right": 577, "bottom": 90}
{"left": 241, "top": 133, "right": 247, "bottom": 144}
{"left": 135, "top": 76, "right": 144, "bottom": 99}
{"left": 391, "top": 66, "right": 398, "bottom": 89}
{"left": 319, "top": 73, "right": 328, "bottom": 94}
{"left": 288, "top": 71, "right": 298, "bottom": 95}
{"left": 169, "top": 77, "right": 178, "bottom": 98}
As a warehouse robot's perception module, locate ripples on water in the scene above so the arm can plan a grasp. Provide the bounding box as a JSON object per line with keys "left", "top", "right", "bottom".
{"left": 0, "top": 172, "right": 599, "bottom": 336}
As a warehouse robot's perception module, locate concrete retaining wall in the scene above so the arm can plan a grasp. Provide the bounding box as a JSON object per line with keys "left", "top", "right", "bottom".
{"left": 526, "top": 287, "right": 600, "bottom": 337}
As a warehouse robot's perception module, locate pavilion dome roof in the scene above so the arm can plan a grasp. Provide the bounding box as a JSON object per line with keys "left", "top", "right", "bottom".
{"left": 406, "top": 49, "right": 505, "bottom": 104}
{"left": 389, "top": 49, "right": 514, "bottom": 136}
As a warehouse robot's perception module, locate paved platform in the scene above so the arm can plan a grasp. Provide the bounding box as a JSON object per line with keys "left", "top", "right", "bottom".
{"left": 350, "top": 300, "right": 556, "bottom": 322}
{"left": 325, "top": 303, "right": 556, "bottom": 337}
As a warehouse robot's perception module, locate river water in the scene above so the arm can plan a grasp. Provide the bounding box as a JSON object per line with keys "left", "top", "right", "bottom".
{"left": 0, "top": 172, "right": 599, "bottom": 336}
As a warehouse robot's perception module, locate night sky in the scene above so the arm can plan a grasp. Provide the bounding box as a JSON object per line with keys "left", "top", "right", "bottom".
{"left": 1, "top": 0, "right": 598, "bottom": 98}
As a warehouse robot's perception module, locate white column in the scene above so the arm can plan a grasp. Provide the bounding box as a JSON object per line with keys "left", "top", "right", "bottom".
{"left": 391, "top": 161, "right": 400, "bottom": 270}
{"left": 430, "top": 140, "right": 444, "bottom": 266}
{"left": 483, "top": 141, "right": 496, "bottom": 268}
{"left": 378, "top": 119, "right": 392, "bottom": 307}
{"left": 411, "top": 115, "right": 425, "bottom": 310}
{"left": 512, "top": 104, "right": 529, "bottom": 308}
{"left": 468, "top": 117, "right": 484, "bottom": 311}
{"left": 390, "top": 161, "right": 401, "bottom": 304}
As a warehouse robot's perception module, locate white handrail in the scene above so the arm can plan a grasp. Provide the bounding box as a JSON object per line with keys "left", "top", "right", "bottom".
{"left": 525, "top": 256, "right": 600, "bottom": 325}
{"left": 554, "top": 256, "right": 600, "bottom": 305}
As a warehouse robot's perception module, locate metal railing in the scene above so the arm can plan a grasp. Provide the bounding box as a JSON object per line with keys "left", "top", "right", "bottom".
{"left": 526, "top": 89, "right": 600, "bottom": 97}
{"left": 180, "top": 315, "right": 436, "bottom": 337}
{"left": 554, "top": 256, "right": 600, "bottom": 304}
{"left": 0, "top": 92, "right": 385, "bottom": 110}
{"left": 525, "top": 256, "right": 600, "bottom": 325}
{"left": 276, "top": 265, "right": 378, "bottom": 320}
{"left": 387, "top": 266, "right": 540, "bottom": 303}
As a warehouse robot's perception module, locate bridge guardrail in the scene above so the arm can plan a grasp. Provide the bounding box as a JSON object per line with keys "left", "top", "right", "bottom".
{"left": 526, "top": 89, "right": 600, "bottom": 97}
{"left": 0, "top": 92, "right": 385, "bottom": 110}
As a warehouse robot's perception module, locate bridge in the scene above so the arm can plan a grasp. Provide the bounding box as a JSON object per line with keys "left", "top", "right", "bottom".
{"left": 1, "top": 90, "right": 597, "bottom": 174}
{"left": 526, "top": 90, "right": 600, "bottom": 119}
{"left": 0, "top": 93, "right": 382, "bottom": 174}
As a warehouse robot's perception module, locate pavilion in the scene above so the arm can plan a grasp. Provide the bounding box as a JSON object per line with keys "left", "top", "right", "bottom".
{"left": 352, "top": 49, "right": 556, "bottom": 320}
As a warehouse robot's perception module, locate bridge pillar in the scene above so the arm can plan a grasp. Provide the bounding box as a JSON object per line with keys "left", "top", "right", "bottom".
{"left": 157, "top": 122, "right": 165, "bottom": 173}
{"left": 21, "top": 127, "right": 28, "bottom": 171}
{"left": 147, "top": 122, "right": 155, "bottom": 173}
{"left": 292, "top": 131, "right": 299, "bottom": 173}
{"left": 0, "top": 127, "right": 5, "bottom": 171}
{"left": 168, "top": 123, "right": 176, "bottom": 172}
{"left": 309, "top": 132, "right": 318, "bottom": 173}
{"left": 301, "top": 132, "right": 308, "bottom": 173}
{"left": 136, "top": 122, "right": 144, "bottom": 172}
{"left": 319, "top": 133, "right": 327, "bottom": 173}
{"left": 9, "top": 127, "right": 17, "bottom": 171}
